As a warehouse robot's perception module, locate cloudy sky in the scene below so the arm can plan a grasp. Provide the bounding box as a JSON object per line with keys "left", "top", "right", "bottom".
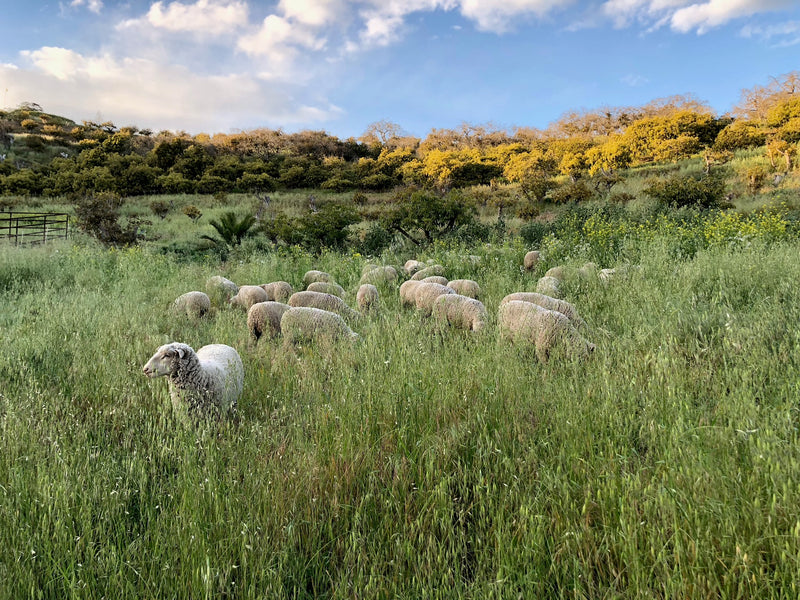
{"left": 1, "top": 0, "right": 799, "bottom": 138}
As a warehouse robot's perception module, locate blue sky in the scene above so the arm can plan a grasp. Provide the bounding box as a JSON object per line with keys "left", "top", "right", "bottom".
{"left": 1, "top": 0, "right": 799, "bottom": 139}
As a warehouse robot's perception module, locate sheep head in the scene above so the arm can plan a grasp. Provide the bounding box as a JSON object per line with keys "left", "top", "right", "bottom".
{"left": 142, "top": 342, "right": 192, "bottom": 378}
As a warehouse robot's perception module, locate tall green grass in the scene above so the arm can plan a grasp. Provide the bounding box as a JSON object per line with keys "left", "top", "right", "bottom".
{"left": 1, "top": 235, "right": 800, "bottom": 598}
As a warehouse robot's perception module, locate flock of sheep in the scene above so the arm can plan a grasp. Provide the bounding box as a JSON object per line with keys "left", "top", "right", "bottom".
{"left": 142, "top": 250, "right": 601, "bottom": 422}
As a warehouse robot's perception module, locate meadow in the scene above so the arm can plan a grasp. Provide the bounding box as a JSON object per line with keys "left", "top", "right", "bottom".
{"left": 2, "top": 196, "right": 800, "bottom": 598}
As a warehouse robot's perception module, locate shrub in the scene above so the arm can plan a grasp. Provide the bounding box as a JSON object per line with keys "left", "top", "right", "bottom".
{"left": 149, "top": 199, "right": 171, "bottom": 220}
{"left": 358, "top": 223, "right": 394, "bottom": 256}
{"left": 380, "top": 188, "right": 478, "bottom": 246}
{"left": 200, "top": 211, "right": 256, "bottom": 248}
{"left": 182, "top": 205, "right": 202, "bottom": 222}
{"left": 519, "top": 221, "right": 551, "bottom": 247}
{"left": 548, "top": 180, "right": 595, "bottom": 204}
{"left": 295, "top": 202, "right": 360, "bottom": 253}
{"left": 643, "top": 174, "right": 726, "bottom": 209}
{"left": 73, "top": 192, "right": 148, "bottom": 247}
{"left": 352, "top": 191, "right": 369, "bottom": 205}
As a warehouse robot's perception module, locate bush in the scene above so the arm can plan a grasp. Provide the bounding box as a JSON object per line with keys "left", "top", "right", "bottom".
{"left": 149, "top": 199, "right": 171, "bottom": 220}
{"left": 643, "top": 174, "right": 726, "bottom": 209}
{"left": 295, "top": 202, "right": 360, "bottom": 253}
{"left": 380, "top": 188, "right": 478, "bottom": 246}
{"left": 519, "top": 221, "right": 551, "bottom": 247}
{"left": 182, "top": 205, "right": 202, "bottom": 222}
{"left": 548, "top": 180, "right": 595, "bottom": 204}
{"left": 73, "top": 192, "right": 148, "bottom": 246}
{"left": 358, "top": 223, "right": 394, "bottom": 256}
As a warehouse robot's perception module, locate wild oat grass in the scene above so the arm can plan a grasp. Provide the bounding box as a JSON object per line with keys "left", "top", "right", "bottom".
{"left": 1, "top": 230, "right": 800, "bottom": 598}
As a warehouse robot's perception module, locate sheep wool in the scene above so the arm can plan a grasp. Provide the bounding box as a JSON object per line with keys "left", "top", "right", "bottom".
{"left": 544, "top": 266, "right": 566, "bottom": 281}
{"left": 498, "top": 301, "right": 595, "bottom": 362}
{"left": 360, "top": 265, "right": 398, "bottom": 286}
{"left": 302, "top": 270, "right": 332, "bottom": 287}
{"left": 307, "top": 281, "right": 346, "bottom": 298}
{"left": 229, "top": 285, "right": 269, "bottom": 311}
{"left": 404, "top": 260, "right": 426, "bottom": 275}
{"left": 421, "top": 275, "right": 449, "bottom": 286}
{"left": 447, "top": 279, "right": 481, "bottom": 299}
{"left": 432, "top": 294, "right": 488, "bottom": 332}
{"left": 599, "top": 268, "right": 616, "bottom": 283}
{"left": 288, "top": 290, "right": 361, "bottom": 325}
{"left": 356, "top": 284, "right": 379, "bottom": 312}
{"left": 260, "top": 281, "right": 293, "bottom": 303}
{"left": 143, "top": 342, "right": 243, "bottom": 420}
{"left": 523, "top": 251, "right": 540, "bottom": 272}
{"left": 499, "top": 292, "right": 585, "bottom": 329}
{"left": 280, "top": 307, "right": 359, "bottom": 345}
{"left": 414, "top": 282, "right": 456, "bottom": 316}
{"left": 399, "top": 280, "right": 422, "bottom": 308}
{"left": 206, "top": 275, "right": 238, "bottom": 306}
{"left": 411, "top": 264, "right": 446, "bottom": 281}
{"left": 536, "top": 276, "right": 562, "bottom": 298}
{"left": 173, "top": 291, "right": 211, "bottom": 318}
{"left": 578, "top": 262, "right": 598, "bottom": 280}
{"left": 247, "top": 301, "right": 290, "bottom": 341}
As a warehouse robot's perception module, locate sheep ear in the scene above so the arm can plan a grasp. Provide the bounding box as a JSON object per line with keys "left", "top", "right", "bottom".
{"left": 174, "top": 346, "right": 186, "bottom": 359}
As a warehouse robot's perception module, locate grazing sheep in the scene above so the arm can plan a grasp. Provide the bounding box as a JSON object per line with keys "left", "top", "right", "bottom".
{"left": 360, "top": 265, "right": 398, "bottom": 286}
{"left": 361, "top": 263, "right": 380, "bottom": 276}
{"left": 280, "top": 307, "right": 359, "bottom": 346}
{"left": 229, "top": 285, "right": 269, "bottom": 311}
{"left": 302, "top": 270, "right": 332, "bottom": 287}
{"left": 307, "top": 281, "right": 346, "bottom": 298}
{"left": 288, "top": 290, "right": 361, "bottom": 325}
{"left": 498, "top": 301, "right": 595, "bottom": 362}
{"left": 404, "top": 260, "right": 426, "bottom": 275}
{"left": 142, "top": 342, "right": 243, "bottom": 420}
{"left": 523, "top": 251, "right": 540, "bottom": 272}
{"left": 411, "top": 264, "right": 446, "bottom": 281}
{"left": 414, "top": 282, "right": 456, "bottom": 316}
{"left": 536, "top": 276, "right": 562, "bottom": 298}
{"left": 259, "top": 281, "right": 293, "bottom": 303}
{"left": 421, "top": 275, "right": 449, "bottom": 286}
{"left": 447, "top": 279, "right": 481, "bottom": 299}
{"left": 356, "top": 284, "right": 379, "bottom": 313}
{"left": 544, "top": 266, "right": 566, "bottom": 281}
{"left": 499, "top": 292, "right": 586, "bottom": 329}
{"left": 599, "top": 268, "right": 616, "bottom": 283}
{"left": 578, "top": 262, "right": 598, "bottom": 281}
{"left": 432, "top": 294, "right": 488, "bottom": 332}
{"left": 173, "top": 291, "right": 211, "bottom": 318}
{"left": 399, "top": 280, "right": 422, "bottom": 308}
{"left": 206, "top": 275, "right": 238, "bottom": 306}
{"left": 247, "top": 301, "right": 290, "bottom": 341}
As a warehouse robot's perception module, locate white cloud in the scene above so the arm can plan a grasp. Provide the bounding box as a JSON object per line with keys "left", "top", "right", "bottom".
{"left": 278, "top": 0, "right": 344, "bottom": 27}
{"left": 458, "top": 0, "right": 573, "bottom": 32}
{"left": 129, "top": 0, "right": 249, "bottom": 36}
{"left": 5, "top": 48, "right": 338, "bottom": 132}
{"left": 621, "top": 73, "right": 649, "bottom": 86}
{"left": 70, "top": 0, "right": 103, "bottom": 14}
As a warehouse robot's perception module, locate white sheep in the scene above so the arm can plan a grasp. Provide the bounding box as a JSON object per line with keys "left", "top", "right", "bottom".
{"left": 247, "top": 301, "right": 290, "bottom": 342}
{"left": 288, "top": 290, "right": 361, "bottom": 325}
{"left": 307, "top": 281, "right": 346, "bottom": 298}
{"left": 142, "top": 342, "right": 244, "bottom": 420}
{"left": 536, "top": 276, "right": 562, "bottom": 298}
{"left": 259, "top": 281, "right": 293, "bottom": 303}
{"left": 544, "top": 266, "right": 566, "bottom": 281}
{"left": 360, "top": 265, "right": 398, "bottom": 286}
{"left": 404, "top": 260, "right": 426, "bottom": 275}
{"left": 414, "top": 282, "right": 456, "bottom": 316}
{"left": 523, "top": 251, "right": 540, "bottom": 272}
{"left": 280, "top": 307, "right": 359, "bottom": 346}
{"left": 356, "top": 284, "right": 379, "bottom": 313}
{"left": 411, "top": 264, "right": 446, "bottom": 281}
{"left": 499, "top": 292, "right": 585, "bottom": 329}
{"left": 421, "top": 275, "right": 449, "bottom": 286}
{"left": 173, "top": 291, "right": 211, "bottom": 318}
{"left": 302, "top": 270, "right": 332, "bottom": 287}
{"left": 599, "top": 268, "right": 616, "bottom": 283}
{"left": 432, "top": 294, "right": 488, "bottom": 332}
{"left": 446, "top": 279, "right": 481, "bottom": 299}
{"left": 229, "top": 285, "right": 269, "bottom": 311}
{"left": 206, "top": 275, "right": 238, "bottom": 306}
{"left": 399, "top": 280, "right": 422, "bottom": 308}
{"left": 578, "top": 262, "right": 598, "bottom": 281}
{"left": 498, "top": 301, "right": 595, "bottom": 362}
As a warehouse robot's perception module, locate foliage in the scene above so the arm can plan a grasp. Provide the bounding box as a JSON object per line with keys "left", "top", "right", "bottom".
{"left": 643, "top": 174, "right": 726, "bottom": 209}
{"left": 73, "top": 192, "right": 148, "bottom": 246}
{"left": 200, "top": 211, "right": 256, "bottom": 248}
{"left": 149, "top": 199, "right": 171, "bottom": 220}
{"left": 182, "top": 204, "right": 202, "bottom": 222}
{"left": 380, "top": 188, "right": 478, "bottom": 246}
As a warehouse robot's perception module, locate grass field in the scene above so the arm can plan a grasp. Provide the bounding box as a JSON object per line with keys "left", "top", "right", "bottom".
{"left": 2, "top": 211, "right": 800, "bottom": 598}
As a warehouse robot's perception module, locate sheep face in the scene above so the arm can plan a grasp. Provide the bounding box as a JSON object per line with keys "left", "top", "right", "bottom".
{"left": 142, "top": 343, "right": 190, "bottom": 378}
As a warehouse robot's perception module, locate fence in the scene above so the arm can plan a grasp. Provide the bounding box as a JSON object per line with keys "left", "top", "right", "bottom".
{"left": 0, "top": 211, "right": 70, "bottom": 245}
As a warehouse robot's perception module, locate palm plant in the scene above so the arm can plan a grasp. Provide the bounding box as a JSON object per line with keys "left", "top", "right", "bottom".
{"left": 200, "top": 211, "right": 256, "bottom": 247}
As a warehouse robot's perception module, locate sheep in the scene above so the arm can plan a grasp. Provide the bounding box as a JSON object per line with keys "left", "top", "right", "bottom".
{"left": 302, "top": 270, "right": 332, "bottom": 287}
{"left": 421, "top": 275, "right": 449, "bottom": 286}
{"left": 362, "top": 263, "right": 380, "bottom": 276}
{"left": 356, "top": 284, "right": 379, "bottom": 313}
{"left": 499, "top": 292, "right": 585, "bottom": 329}
{"left": 173, "top": 291, "right": 211, "bottom": 318}
{"left": 599, "top": 268, "right": 616, "bottom": 283}
{"left": 142, "top": 342, "right": 243, "bottom": 420}
{"left": 446, "top": 279, "right": 481, "bottom": 299}
{"left": 498, "top": 301, "right": 595, "bottom": 362}
{"left": 307, "top": 281, "right": 346, "bottom": 298}
{"left": 360, "top": 265, "right": 398, "bottom": 286}
{"left": 399, "top": 280, "right": 422, "bottom": 308}
{"left": 536, "top": 276, "right": 562, "bottom": 298}
{"left": 206, "top": 275, "right": 238, "bottom": 306}
{"left": 404, "top": 260, "right": 426, "bottom": 275}
{"left": 578, "top": 262, "right": 598, "bottom": 281}
{"left": 288, "top": 290, "right": 361, "bottom": 325}
{"left": 432, "top": 294, "right": 488, "bottom": 332}
{"left": 259, "top": 281, "right": 293, "bottom": 303}
{"left": 247, "top": 301, "right": 290, "bottom": 341}
{"left": 229, "top": 285, "right": 269, "bottom": 311}
{"left": 411, "top": 264, "right": 446, "bottom": 281}
{"left": 523, "top": 251, "right": 540, "bottom": 272}
{"left": 280, "top": 307, "right": 359, "bottom": 346}
{"left": 544, "top": 266, "right": 566, "bottom": 281}
{"left": 414, "top": 282, "right": 456, "bottom": 316}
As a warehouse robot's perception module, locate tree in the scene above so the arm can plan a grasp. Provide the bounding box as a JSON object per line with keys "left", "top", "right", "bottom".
{"left": 73, "top": 192, "right": 147, "bottom": 246}
{"left": 200, "top": 211, "right": 256, "bottom": 248}
{"left": 380, "top": 188, "right": 477, "bottom": 245}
